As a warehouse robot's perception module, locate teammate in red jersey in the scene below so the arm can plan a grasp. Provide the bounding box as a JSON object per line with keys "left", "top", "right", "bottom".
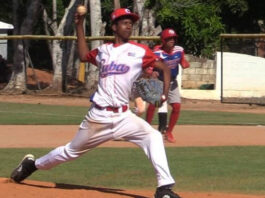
{"left": 146, "top": 28, "right": 190, "bottom": 143}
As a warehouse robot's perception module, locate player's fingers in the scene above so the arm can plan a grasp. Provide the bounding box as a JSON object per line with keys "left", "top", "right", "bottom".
{"left": 74, "top": 13, "right": 85, "bottom": 25}
{"left": 74, "top": 13, "right": 79, "bottom": 24}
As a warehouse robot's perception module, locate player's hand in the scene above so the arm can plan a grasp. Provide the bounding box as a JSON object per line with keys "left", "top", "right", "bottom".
{"left": 74, "top": 5, "right": 86, "bottom": 25}
{"left": 154, "top": 94, "right": 167, "bottom": 107}
{"left": 74, "top": 13, "right": 85, "bottom": 25}
{"left": 141, "top": 66, "right": 153, "bottom": 78}
{"left": 142, "top": 67, "right": 159, "bottom": 79}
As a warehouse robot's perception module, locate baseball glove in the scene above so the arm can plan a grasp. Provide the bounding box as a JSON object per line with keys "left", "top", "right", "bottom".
{"left": 133, "top": 78, "right": 164, "bottom": 107}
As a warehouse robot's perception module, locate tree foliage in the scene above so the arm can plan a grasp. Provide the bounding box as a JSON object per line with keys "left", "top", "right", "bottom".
{"left": 145, "top": 0, "right": 224, "bottom": 57}
{"left": 181, "top": 5, "right": 224, "bottom": 57}
{"left": 0, "top": 1, "right": 12, "bottom": 23}
{"left": 214, "top": 0, "right": 265, "bottom": 33}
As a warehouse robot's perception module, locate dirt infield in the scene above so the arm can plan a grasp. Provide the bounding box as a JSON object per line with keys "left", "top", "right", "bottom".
{"left": 1, "top": 178, "right": 265, "bottom": 198}
{"left": 0, "top": 95, "right": 265, "bottom": 198}
{"left": 1, "top": 125, "right": 265, "bottom": 148}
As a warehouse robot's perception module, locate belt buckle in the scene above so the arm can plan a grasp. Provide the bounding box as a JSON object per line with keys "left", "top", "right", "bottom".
{"left": 106, "top": 106, "right": 118, "bottom": 112}
{"left": 112, "top": 107, "right": 119, "bottom": 113}
{"left": 105, "top": 105, "right": 127, "bottom": 113}
{"left": 122, "top": 105, "right": 128, "bottom": 112}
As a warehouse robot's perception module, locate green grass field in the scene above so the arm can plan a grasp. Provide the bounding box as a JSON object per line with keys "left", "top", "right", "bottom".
{"left": 1, "top": 101, "right": 265, "bottom": 195}
{"left": 1, "top": 147, "right": 265, "bottom": 195}
{"left": 0, "top": 102, "right": 264, "bottom": 125}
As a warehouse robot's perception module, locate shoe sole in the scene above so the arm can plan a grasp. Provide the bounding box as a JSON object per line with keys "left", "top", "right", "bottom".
{"left": 166, "top": 138, "right": 176, "bottom": 142}
{"left": 154, "top": 193, "right": 180, "bottom": 198}
{"left": 10, "top": 154, "right": 35, "bottom": 182}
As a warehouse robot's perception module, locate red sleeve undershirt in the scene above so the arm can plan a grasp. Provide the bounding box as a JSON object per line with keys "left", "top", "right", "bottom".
{"left": 86, "top": 48, "right": 99, "bottom": 66}
{"left": 142, "top": 47, "right": 159, "bottom": 68}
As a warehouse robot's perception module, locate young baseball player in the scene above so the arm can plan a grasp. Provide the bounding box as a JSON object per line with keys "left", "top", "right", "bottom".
{"left": 10, "top": 8, "right": 181, "bottom": 198}
{"left": 146, "top": 28, "right": 190, "bottom": 143}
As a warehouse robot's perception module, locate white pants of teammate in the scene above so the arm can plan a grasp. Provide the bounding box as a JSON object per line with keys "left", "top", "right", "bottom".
{"left": 35, "top": 105, "right": 175, "bottom": 187}
{"left": 158, "top": 80, "right": 181, "bottom": 113}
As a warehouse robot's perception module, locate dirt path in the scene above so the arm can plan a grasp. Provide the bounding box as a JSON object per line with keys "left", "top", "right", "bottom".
{"left": 1, "top": 125, "right": 265, "bottom": 148}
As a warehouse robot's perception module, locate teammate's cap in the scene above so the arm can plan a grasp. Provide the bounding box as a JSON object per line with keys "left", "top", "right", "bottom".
{"left": 161, "top": 28, "right": 178, "bottom": 41}
{"left": 111, "top": 8, "right": 139, "bottom": 23}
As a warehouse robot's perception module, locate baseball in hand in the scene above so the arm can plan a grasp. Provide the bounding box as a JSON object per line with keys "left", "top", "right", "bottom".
{"left": 77, "top": 5, "right": 87, "bottom": 15}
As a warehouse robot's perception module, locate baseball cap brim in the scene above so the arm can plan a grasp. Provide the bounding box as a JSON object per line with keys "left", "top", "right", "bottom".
{"left": 125, "top": 13, "right": 139, "bottom": 22}
{"left": 111, "top": 8, "right": 139, "bottom": 23}
{"left": 113, "top": 13, "right": 139, "bottom": 23}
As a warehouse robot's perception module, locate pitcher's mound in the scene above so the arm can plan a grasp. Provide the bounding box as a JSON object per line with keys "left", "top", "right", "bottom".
{"left": 0, "top": 178, "right": 264, "bottom": 198}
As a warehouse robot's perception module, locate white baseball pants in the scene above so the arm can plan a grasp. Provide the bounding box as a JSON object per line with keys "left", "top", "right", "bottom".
{"left": 35, "top": 107, "right": 175, "bottom": 187}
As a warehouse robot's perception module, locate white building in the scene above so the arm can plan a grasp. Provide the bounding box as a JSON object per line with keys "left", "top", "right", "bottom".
{"left": 0, "top": 21, "right": 14, "bottom": 59}
{"left": 179, "top": 52, "right": 265, "bottom": 102}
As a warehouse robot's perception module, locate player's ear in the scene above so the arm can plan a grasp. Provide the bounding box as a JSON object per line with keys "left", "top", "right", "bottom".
{"left": 112, "top": 23, "right": 117, "bottom": 32}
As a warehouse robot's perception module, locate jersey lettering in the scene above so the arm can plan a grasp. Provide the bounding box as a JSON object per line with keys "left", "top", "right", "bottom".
{"left": 100, "top": 60, "right": 130, "bottom": 78}
{"left": 87, "top": 42, "right": 157, "bottom": 107}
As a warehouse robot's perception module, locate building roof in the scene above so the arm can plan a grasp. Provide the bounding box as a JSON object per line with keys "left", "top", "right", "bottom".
{"left": 0, "top": 21, "right": 14, "bottom": 30}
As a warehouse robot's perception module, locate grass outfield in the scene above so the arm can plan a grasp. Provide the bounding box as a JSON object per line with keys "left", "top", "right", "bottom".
{"left": 0, "top": 102, "right": 264, "bottom": 125}
{"left": 1, "top": 147, "right": 265, "bottom": 195}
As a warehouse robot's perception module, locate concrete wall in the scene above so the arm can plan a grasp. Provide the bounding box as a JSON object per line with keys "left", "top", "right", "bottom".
{"left": 0, "top": 32, "right": 8, "bottom": 59}
{"left": 179, "top": 52, "right": 265, "bottom": 101}
{"left": 0, "top": 21, "right": 14, "bottom": 59}
{"left": 182, "top": 55, "right": 216, "bottom": 89}
{"left": 217, "top": 52, "right": 265, "bottom": 98}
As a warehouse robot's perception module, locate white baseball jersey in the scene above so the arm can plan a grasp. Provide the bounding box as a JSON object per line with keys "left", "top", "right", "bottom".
{"left": 87, "top": 41, "right": 158, "bottom": 107}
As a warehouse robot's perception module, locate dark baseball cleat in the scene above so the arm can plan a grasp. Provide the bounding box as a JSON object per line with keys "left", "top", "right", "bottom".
{"left": 158, "top": 126, "right": 167, "bottom": 134}
{"left": 154, "top": 185, "right": 181, "bottom": 198}
{"left": 10, "top": 154, "right": 37, "bottom": 183}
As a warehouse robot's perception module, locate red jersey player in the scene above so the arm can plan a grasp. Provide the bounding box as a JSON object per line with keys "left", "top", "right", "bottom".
{"left": 146, "top": 28, "right": 190, "bottom": 143}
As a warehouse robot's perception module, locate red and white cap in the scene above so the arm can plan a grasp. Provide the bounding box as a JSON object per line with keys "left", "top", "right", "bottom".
{"left": 111, "top": 8, "right": 139, "bottom": 23}
{"left": 161, "top": 28, "right": 178, "bottom": 41}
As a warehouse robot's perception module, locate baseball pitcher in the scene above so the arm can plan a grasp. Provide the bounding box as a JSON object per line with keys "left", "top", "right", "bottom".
{"left": 10, "top": 8, "right": 181, "bottom": 198}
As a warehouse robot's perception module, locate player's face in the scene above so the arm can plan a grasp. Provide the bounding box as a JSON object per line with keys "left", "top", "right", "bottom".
{"left": 113, "top": 18, "right": 133, "bottom": 41}
{"left": 164, "top": 37, "right": 176, "bottom": 49}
